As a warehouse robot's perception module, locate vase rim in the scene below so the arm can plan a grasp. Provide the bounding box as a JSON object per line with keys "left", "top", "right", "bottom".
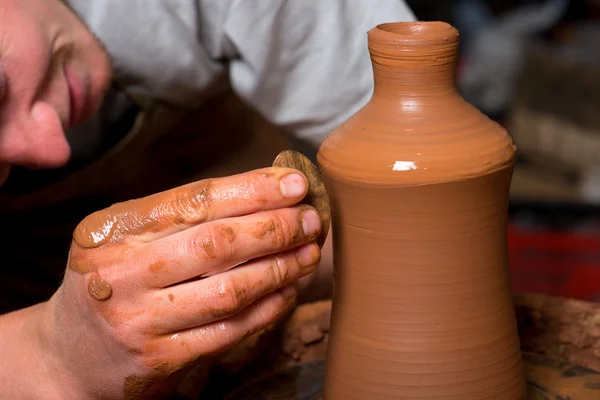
{"left": 369, "top": 21, "right": 459, "bottom": 45}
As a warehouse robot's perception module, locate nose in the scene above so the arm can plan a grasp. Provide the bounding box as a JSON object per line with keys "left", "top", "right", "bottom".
{"left": 0, "top": 101, "right": 71, "bottom": 168}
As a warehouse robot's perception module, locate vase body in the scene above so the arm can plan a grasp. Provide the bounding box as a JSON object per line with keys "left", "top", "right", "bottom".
{"left": 317, "top": 22, "right": 526, "bottom": 399}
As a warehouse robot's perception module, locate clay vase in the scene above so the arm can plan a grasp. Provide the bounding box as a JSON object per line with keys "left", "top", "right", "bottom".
{"left": 316, "top": 22, "right": 526, "bottom": 399}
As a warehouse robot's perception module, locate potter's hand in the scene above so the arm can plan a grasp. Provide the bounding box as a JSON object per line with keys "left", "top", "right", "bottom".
{"left": 47, "top": 168, "right": 321, "bottom": 399}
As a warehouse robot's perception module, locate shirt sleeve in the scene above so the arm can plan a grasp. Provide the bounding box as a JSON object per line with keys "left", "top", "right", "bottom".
{"left": 214, "top": 0, "right": 417, "bottom": 146}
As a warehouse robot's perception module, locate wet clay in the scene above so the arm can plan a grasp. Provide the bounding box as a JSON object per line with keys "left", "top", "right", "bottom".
{"left": 72, "top": 180, "right": 215, "bottom": 249}
{"left": 273, "top": 150, "right": 331, "bottom": 248}
{"left": 88, "top": 278, "right": 113, "bottom": 301}
{"left": 316, "top": 22, "right": 526, "bottom": 399}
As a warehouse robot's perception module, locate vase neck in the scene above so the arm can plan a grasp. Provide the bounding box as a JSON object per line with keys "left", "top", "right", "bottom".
{"left": 368, "top": 22, "right": 459, "bottom": 97}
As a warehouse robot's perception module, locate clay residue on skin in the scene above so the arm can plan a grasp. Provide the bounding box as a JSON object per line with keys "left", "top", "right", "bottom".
{"left": 219, "top": 225, "right": 236, "bottom": 243}
{"left": 148, "top": 261, "right": 167, "bottom": 273}
{"left": 252, "top": 219, "right": 276, "bottom": 239}
{"left": 69, "top": 257, "right": 94, "bottom": 274}
{"left": 202, "top": 237, "right": 217, "bottom": 258}
{"left": 290, "top": 228, "right": 300, "bottom": 243}
{"left": 200, "top": 281, "right": 252, "bottom": 320}
{"left": 72, "top": 180, "right": 214, "bottom": 250}
{"left": 317, "top": 21, "right": 525, "bottom": 399}
{"left": 88, "top": 279, "right": 113, "bottom": 301}
{"left": 199, "top": 224, "right": 237, "bottom": 259}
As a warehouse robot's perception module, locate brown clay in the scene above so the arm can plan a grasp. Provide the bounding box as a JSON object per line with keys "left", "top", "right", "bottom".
{"left": 515, "top": 293, "right": 600, "bottom": 373}
{"left": 72, "top": 180, "right": 216, "bottom": 250}
{"left": 317, "top": 22, "right": 526, "bottom": 399}
{"left": 88, "top": 278, "right": 113, "bottom": 301}
{"left": 273, "top": 150, "right": 331, "bottom": 248}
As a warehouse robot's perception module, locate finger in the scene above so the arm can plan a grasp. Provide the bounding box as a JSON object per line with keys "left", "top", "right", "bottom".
{"left": 147, "top": 243, "right": 320, "bottom": 333}
{"left": 144, "top": 205, "right": 322, "bottom": 287}
{"left": 145, "top": 285, "right": 297, "bottom": 365}
{"left": 72, "top": 167, "right": 308, "bottom": 249}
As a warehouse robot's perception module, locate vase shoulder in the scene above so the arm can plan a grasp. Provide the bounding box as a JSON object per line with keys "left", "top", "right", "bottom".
{"left": 317, "top": 93, "right": 516, "bottom": 186}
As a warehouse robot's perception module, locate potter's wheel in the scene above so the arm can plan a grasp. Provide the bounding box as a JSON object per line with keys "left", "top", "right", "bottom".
{"left": 225, "top": 353, "right": 600, "bottom": 400}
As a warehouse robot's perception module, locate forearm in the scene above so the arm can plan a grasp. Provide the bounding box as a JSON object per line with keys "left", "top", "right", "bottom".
{"left": 0, "top": 303, "right": 73, "bottom": 399}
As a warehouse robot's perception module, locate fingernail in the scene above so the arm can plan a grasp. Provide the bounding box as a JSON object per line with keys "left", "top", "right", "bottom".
{"left": 296, "top": 244, "right": 320, "bottom": 268}
{"left": 281, "top": 284, "right": 297, "bottom": 301}
{"left": 279, "top": 173, "right": 307, "bottom": 198}
{"left": 300, "top": 209, "right": 321, "bottom": 238}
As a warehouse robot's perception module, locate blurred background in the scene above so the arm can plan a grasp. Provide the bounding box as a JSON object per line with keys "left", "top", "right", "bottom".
{"left": 407, "top": 0, "right": 600, "bottom": 301}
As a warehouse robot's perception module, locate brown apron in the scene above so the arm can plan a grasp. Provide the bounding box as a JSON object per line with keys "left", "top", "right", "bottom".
{"left": 0, "top": 89, "right": 291, "bottom": 313}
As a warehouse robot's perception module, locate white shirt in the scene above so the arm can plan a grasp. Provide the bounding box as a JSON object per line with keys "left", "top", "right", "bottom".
{"left": 66, "top": 0, "right": 415, "bottom": 145}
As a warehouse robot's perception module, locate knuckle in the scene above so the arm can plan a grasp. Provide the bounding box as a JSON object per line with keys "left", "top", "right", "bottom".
{"left": 268, "top": 255, "right": 290, "bottom": 287}
{"left": 271, "top": 214, "right": 292, "bottom": 247}
{"left": 191, "top": 225, "right": 225, "bottom": 261}
{"left": 215, "top": 278, "right": 248, "bottom": 316}
{"left": 207, "top": 322, "right": 237, "bottom": 354}
{"left": 176, "top": 180, "right": 213, "bottom": 225}
{"left": 247, "top": 176, "right": 266, "bottom": 199}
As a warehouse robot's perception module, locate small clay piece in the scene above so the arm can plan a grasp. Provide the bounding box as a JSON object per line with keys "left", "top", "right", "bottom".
{"left": 299, "top": 324, "right": 324, "bottom": 345}
{"left": 88, "top": 279, "right": 113, "bottom": 301}
{"left": 515, "top": 293, "right": 600, "bottom": 373}
{"left": 317, "top": 22, "right": 525, "bottom": 399}
{"left": 273, "top": 150, "right": 330, "bottom": 247}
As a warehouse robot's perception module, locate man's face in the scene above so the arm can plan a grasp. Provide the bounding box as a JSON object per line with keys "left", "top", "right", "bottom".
{"left": 0, "top": 0, "right": 111, "bottom": 185}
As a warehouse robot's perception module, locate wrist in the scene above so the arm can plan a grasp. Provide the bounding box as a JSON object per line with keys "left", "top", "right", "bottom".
{"left": 0, "top": 301, "right": 71, "bottom": 399}
{"left": 36, "top": 292, "right": 93, "bottom": 399}
{"left": 29, "top": 295, "right": 90, "bottom": 399}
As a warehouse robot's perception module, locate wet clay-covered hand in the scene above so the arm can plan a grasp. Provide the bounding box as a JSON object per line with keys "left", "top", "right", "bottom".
{"left": 44, "top": 168, "right": 322, "bottom": 399}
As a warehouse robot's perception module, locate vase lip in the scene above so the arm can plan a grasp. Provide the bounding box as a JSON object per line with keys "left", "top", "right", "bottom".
{"left": 369, "top": 21, "right": 459, "bottom": 46}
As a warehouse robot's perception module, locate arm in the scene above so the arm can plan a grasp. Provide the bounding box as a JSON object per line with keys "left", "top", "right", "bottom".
{"left": 0, "top": 304, "right": 69, "bottom": 399}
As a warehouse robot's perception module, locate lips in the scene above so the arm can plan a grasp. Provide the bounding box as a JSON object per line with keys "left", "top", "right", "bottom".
{"left": 63, "top": 65, "right": 87, "bottom": 128}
